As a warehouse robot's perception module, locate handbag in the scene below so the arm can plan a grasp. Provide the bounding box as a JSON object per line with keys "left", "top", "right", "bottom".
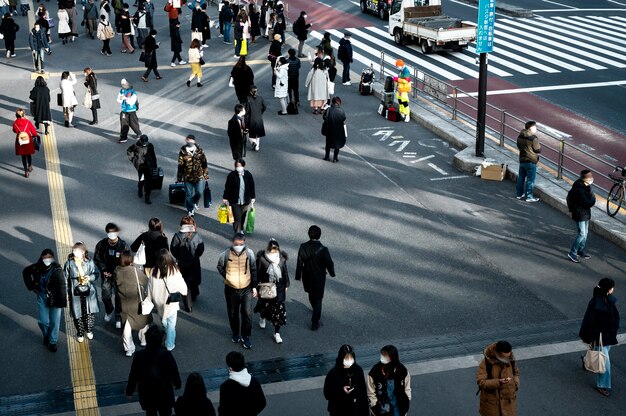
{"left": 327, "top": 80, "right": 335, "bottom": 96}
{"left": 83, "top": 91, "right": 92, "bottom": 109}
{"left": 133, "top": 242, "right": 147, "bottom": 266}
{"left": 584, "top": 333, "right": 608, "bottom": 373}
{"left": 245, "top": 207, "right": 255, "bottom": 234}
{"left": 203, "top": 181, "right": 212, "bottom": 209}
{"left": 33, "top": 135, "right": 41, "bottom": 151}
{"left": 47, "top": 17, "right": 56, "bottom": 28}
{"left": 57, "top": 93, "right": 63, "bottom": 107}
{"left": 74, "top": 283, "right": 91, "bottom": 296}
{"left": 139, "top": 51, "right": 146, "bottom": 62}
{"left": 191, "top": 30, "right": 203, "bottom": 42}
{"left": 199, "top": 57, "right": 205, "bottom": 65}
{"left": 164, "top": 278, "right": 183, "bottom": 304}
{"left": 218, "top": 204, "right": 229, "bottom": 224}
{"left": 257, "top": 282, "right": 277, "bottom": 299}
{"left": 227, "top": 205, "right": 235, "bottom": 224}
{"left": 228, "top": 76, "right": 235, "bottom": 88}
{"left": 134, "top": 268, "right": 154, "bottom": 315}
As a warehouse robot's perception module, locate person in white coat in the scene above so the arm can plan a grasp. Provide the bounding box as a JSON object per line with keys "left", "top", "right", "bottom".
{"left": 274, "top": 56, "right": 289, "bottom": 115}
{"left": 60, "top": 71, "right": 78, "bottom": 128}
{"left": 305, "top": 57, "right": 329, "bottom": 115}
{"left": 149, "top": 249, "right": 188, "bottom": 351}
{"left": 57, "top": 7, "right": 72, "bottom": 45}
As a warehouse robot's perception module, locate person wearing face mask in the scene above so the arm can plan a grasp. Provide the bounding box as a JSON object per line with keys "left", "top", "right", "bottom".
{"left": 117, "top": 78, "right": 142, "bottom": 143}
{"left": 227, "top": 104, "right": 248, "bottom": 160}
{"left": 127, "top": 134, "right": 158, "bottom": 204}
{"left": 131, "top": 217, "right": 169, "bottom": 278}
{"left": 83, "top": 67, "right": 101, "bottom": 125}
{"left": 515, "top": 120, "right": 541, "bottom": 203}
{"left": 274, "top": 56, "right": 289, "bottom": 115}
{"left": 217, "top": 232, "right": 258, "bottom": 350}
{"left": 169, "top": 19, "right": 186, "bottom": 67}
{"left": 176, "top": 134, "right": 209, "bottom": 217}
{"left": 23, "top": 249, "right": 67, "bottom": 352}
{"left": 243, "top": 86, "right": 266, "bottom": 152}
{"left": 222, "top": 158, "right": 255, "bottom": 234}
{"left": 292, "top": 11, "right": 311, "bottom": 58}
{"left": 218, "top": 351, "right": 266, "bottom": 416}
{"left": 476, "top": 341, "right": 519, "bottom": 416}
{"left": 367, "top": 345, "right": 411, "bottom": 416}
{"left": 324, "top": 344, "right": 369, "bottom": 416}
{"left": 567, "top": 169, "right": 596, "bottom": 263}
{"left": 169, "top": 216, "right": 204, "bottom": 313}
{"left": 579, "top": 278, "right": 620, "bottom": 397}
{"left": 94, "top": 223, "right": 129, "bottom": 328}
{"left": 28, "top": 22, "right": 49, "bottom": 74}
{"left": 65, "top": 242, "right": 101, "bottom": 343}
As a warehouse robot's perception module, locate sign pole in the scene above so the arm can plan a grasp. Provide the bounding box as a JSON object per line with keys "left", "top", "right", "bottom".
{"left": 475, "top": 0, "right": 496, "bottom": 158}
{"left": 475, "top": 53, "right": 488, "bottom": 157}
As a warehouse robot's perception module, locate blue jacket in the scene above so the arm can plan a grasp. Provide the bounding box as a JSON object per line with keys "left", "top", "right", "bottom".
{"left": 119, "top": 88, "right": 138, "bottom": 112}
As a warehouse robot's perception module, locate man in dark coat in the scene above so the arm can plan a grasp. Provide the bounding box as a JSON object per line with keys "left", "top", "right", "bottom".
{"left": 227, "top": 104, "right": 247, "bottom": 160}
{"left": 28, "top": 22, "right": 49, "bottom": 73}
{"left": 0, "top": 13, "right": 19, "bottom": 58}
{"left": 567, "top": 169, "right": 596, "bottom": 263}
{"left": 141, "top": 29, "right": 161, "bottom": 81}
{"left": 323, "top": 96, "right": 347, "bottom": 163}
{"left": 244, "top": 86, "right": 266, "bottom": 152}
{"left": 219, "top": 351, "right": 266, "bottom": 416}
{"left": 169, "top": 20, "right": 185, "bottom": 66}
{"left": 286, "top": 48, "right": 301, "bottom": 105}
{"left": 295, "top": 225, "right": 335, "bottom": 331}
{"left": 337, "top": 33, "right": 353, "bottom": 85}
{"left": 126, "top": 326, "right": 181, "bottom": 415}
{"left": 292, "top": 11, "right": 311, "bottom": 57}
{"left": 127, "top": 134, "right": 157, "bottom": 204}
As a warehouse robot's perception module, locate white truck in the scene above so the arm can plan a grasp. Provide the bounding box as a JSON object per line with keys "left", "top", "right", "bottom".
{"left": 388, "top": 0, "right": 477, "bottom": 54}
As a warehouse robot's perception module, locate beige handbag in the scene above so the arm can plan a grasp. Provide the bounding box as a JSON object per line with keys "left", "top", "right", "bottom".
{"left": 257, "top": 282, "right": 277, "bottom": 299}
{"left": 584, "top": 333, "right": 608, "bottom": 373}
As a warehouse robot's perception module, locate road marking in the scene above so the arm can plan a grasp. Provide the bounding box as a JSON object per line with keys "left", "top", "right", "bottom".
{"left": 360, "top": 127, "right": 392, "bottom": 131}
{"left": 43, "top": 125, "right": 100, "bottom": 414}
{"left": 373, "top": 130, "right": 394, "bottom": 141}
{"left": 465, "top": 46, "right": 539, "bottom": 75}
{"left": 450, "top": 51, "right": 514, "bottom": 77}
{"left": 449, "top": 0, "right": 478, "bottom": 9}
{"left": 542, "top": 0, "right": 578, "bottom": 8}
{"left": 349, "top": 0, "right": 360, "bottom": 6}
{"left": 411, "top": 155, "right": 436, "bottom": 163}
{"left": 530, "top": 17, "right": 626, "bottom": 54}
{"left": 430, "top": 175, "right": 470, "bottom": 181}
{"left": 534, "top": 8, "right": 626, "bottom": 11}
{"left": 453, "top": 79, "right": 626, "bottom": 97}
{"left": 569, "top": 15, "right": 626, "bottom": 36}
{"left": 538, "top": 123, "right": 572, "bottom": 140}
{"left": 428, "top": 163, "right": 449, "bottom": 175}
{"left": 550, "top": 15, "right": 626, "bottom": 42}
{"left": 319, "top": 1, "right": 332, "bottom": 7}
{"left": 389, "top": 140, "right": 410, "bottom": 152}
{"left": 583, "top": 15, "right": 626, "bottom": 34}
{"left": 608, "top": 0, "right": 626, "bottom": 7}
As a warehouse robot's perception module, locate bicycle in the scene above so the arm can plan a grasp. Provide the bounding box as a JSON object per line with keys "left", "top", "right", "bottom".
{"left": 606, "top": 166, "right": 626, "bottom": 217}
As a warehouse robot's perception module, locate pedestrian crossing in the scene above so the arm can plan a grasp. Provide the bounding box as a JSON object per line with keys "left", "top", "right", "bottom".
{"left": 308, "top": 15, "right": 626, "bottom": 81}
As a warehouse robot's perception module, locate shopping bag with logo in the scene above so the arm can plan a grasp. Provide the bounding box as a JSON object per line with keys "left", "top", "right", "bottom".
{"left": 245, "top": 207, "right": 255, "bottom": 234}
{"left": 218, "top": 204, "right": 229, "bottom": 224}
{"left": 191, "top": 30, "right": 203, "bottom": 42}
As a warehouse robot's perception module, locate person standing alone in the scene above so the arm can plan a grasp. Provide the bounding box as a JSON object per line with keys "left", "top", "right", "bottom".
{"left": 515, "top": 120, "right": 541, "bottom": 202}
{"left": 567, "top": 169, "right": 596, "bottom": 263}
{"left": 117, "top": 78, "right": 141, "bottom": 143}
{"left": 292, "top": 11, "right": 311, "bottom": 58}
{"left": 322, "top": 96, "right": 347, "bottom": 163}
{"left": 476, "top": 341, "right": 519, "bottom": 416}
{"left": 337, "top": 33, "right": 353, "bottom": 86}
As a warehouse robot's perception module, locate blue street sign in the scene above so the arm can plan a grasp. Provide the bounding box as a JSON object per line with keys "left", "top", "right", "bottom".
{"left": 476, "top": 0, "right": 496, "bottom": 54}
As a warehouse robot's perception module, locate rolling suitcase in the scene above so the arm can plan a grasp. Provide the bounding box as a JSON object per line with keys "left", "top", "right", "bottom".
{"left": 359, "top": 82, "right": 372, "bottom": 95}
{"left": 151, "top": 167, "right": 164, "bottom": 190}
{"left": 168, "top": 183, "right": 186, "bottom": 205}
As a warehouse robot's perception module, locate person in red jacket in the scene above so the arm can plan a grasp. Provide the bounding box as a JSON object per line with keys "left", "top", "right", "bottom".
{"left": 12, "top": 108, "right": 38, "bottom": 178}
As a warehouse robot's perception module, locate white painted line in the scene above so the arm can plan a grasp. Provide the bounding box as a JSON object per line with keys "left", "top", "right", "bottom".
{"left": 449, "top": 50, "right": 513, "bottom": 77}
{"left": 404, "top": 152, "right": 417, "bottom": 155}
{"left": 403, "top": 155, "right": 417, "bottom": 158}
{"left": 470, "top": 44, "right": 558, "bottom": 74}
{"left": 389, "top": 140, "right": 410, "bottom": 152}
{"left": 569, "top": 15, "right": 626, "bottom": 35}
{"left": 453, "top": 79, "right": 626, "bottom": 97}
{"left": 349, "top": 0, "right": 361, "bottom": 6}
{"left": 360, "top": 127, "right": 393, "bottom": 131}
{"left": 430, "top": 175, "right": 469, "bottom": 181}
{"left": 407, "top": 44, "right": 480, "bottom": 78}
{"left": 391, "top": 135, "right": 405, "bottom": 138}
{"left": 428, "top": 163, "right": 449, "bottom": 175}
{"left": 411, "top": 154, "right": 436, "bottom": 163}
{"left": 372, "top": 130, "right": 394, "bottom": 141}
{"left": 608, "top": 0, "right": 626, "bottom": 7}
{"left": 318, "top": 1, "right": 332, "bottom": 7}
{"left": 531, "top": 17, "right": 626, "bottom": 54}
{"left": 584, "top": 15, "right": 626, "bottom": 32}
{"left": 602, "top": 15, "right": 626, "bottom": 31}
{"left": 449, "top": 0, "right": 478, "bottom": 9}
{"left": 542, "top": 0, "right": 578, "bottom": 8}
{"left": 534, "top": 8, "right": 626, "bottom": 11}
{"left": 550, "top": 15, "right": 626, "bottom": 41}
{"left": 464, "top": 46, "right": 538, "bottom": 75}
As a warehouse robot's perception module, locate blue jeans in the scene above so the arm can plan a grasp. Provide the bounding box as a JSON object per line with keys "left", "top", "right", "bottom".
{"left": 516, "top": 162, "right": 537, "bottom": 198}
{"left": 597, "top": 345, "right": 612, "bottom": 389}
{"left": 38, "top": 295, "right": 62, "bottom": 345}
{"left": 570, "top": 220, "right": 589, "bottom": 256}
{"left": 184, "top": 180, "right": 204, "bottom": 214}
{"left": 163, "top": 313, "right": 177, "bottom": 351}
{"left": 341, "top": 60, "right": 351, "bottom": 83}
{"left": 223, "top": 22, "right": 232, "bottom": 42}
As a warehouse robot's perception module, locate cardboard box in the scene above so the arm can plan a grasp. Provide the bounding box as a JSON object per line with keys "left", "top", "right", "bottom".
{"left": 481, "top": 163, "right": 507, "bottom": 181}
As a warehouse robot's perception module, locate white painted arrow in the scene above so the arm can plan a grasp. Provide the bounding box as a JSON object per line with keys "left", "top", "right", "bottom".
{"left": 389, "top": 140, "right": 410, "bottom": 152}
{"left": 373, "top": 130, "right": 394, "bottom": 142}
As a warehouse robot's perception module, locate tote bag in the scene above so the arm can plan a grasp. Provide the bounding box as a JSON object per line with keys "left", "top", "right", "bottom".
{"left": 584, "top": 333, "right": 608, "bottom": 374}
{"left": 134, "top": 268, "right": 154, "bottom": 315}
{"left": 133, "top": 242, "right": 146, "bottom": 266}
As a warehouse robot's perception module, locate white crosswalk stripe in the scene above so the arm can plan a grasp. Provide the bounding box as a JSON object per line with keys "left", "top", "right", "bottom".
{"left": 307, "top": 15, "right": 626, "bottom": 81}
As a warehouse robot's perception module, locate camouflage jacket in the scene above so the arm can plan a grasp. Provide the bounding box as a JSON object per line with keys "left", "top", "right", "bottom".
{"left": 177, "top": 145, "right": 209, "bottom": 183}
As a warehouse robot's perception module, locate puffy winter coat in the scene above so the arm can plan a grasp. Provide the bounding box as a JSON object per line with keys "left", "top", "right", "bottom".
{"left": 476, "top": 343, "right": 519, "bottom": 416}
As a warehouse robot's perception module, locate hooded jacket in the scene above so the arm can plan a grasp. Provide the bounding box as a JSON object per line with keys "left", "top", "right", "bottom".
{"left": 219, "top": 369, "right": 266, "bottom": 416}
{"left": 476, "top": 343, "right": 519, "bottom": 416}
{"left": 580, "top": 294, "right": 620, "bottom": 346}
{"left": 516, "top": 128, "right": 541, "bottom": 164}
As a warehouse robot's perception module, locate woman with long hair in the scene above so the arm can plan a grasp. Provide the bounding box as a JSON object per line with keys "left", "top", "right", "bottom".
{"left": 131, "top": 217, "right": 169, "bottom": 277}
{"left": 170, "top": 215, "right": 204, "bottom": 313}
{"left": 324, "top": 344, "right": 369, "bottom": 416}
{"left": 230, "top": 56, "right": 255, "bottom": 104}
{"left": 60, "top": 70, "right": 78, "bottom": 128}
{"left": 12, "top": 108, "right": 38, "bottom": 178}
{"left": 83, "top": 67, "right": 101, "bottom": 125}
{"left": 367, "top": 345, "right": 412, "bottom": 416}
{"left": 29, "top": 76, "right": 51, "bottom": 135}
{"left": 187, "top": 38, "right": 203, "bottom": 87}
{"left": 305, "top": 57, "right": 329, "bottom": 114}
{"left": 174, "top": 372, "right": 216, "bottom": 415}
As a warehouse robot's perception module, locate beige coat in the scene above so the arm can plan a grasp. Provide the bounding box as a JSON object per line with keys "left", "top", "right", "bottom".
{"left": 113, "top": 265, "right": 153, "bottom": 330}
{"left": 305, "top": 68, "right": 329, "bottom": 101}
{"left": 476, "top": 343, "right": 520, "bottom": 416}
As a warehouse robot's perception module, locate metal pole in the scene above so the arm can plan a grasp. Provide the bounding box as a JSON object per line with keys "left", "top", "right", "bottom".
{"left": 452, "top": 87, "right": 458, "bottom": 120}
{"left": 413, "top": 67, "right": 417, "bottom": 99}
{"left": 380, "top": 51, "right": 385, "bottom": 82}
{"left": 499, "top": 110, "right": 505, "bottom": 147}
{"left": 557, "top": 140, "right": 565, "bottom": 180}
{"left": 475, "top": 53, "right": 488, "bottom": 157}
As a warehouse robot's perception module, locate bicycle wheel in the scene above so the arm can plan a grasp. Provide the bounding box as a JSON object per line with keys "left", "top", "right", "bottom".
{"left": 607, "top": 183, "right": 624, "bottom": 217}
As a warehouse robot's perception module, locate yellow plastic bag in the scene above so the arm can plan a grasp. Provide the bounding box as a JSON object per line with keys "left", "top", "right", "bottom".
{"left": 240, "top": 39, "right": 248, "bottom": 56}
{"left": 218, "top": 204, "right": 229, "bottom": 224}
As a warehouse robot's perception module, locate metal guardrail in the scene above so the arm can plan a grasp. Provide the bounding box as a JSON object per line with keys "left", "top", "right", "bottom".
{"left": 379, "top": 51, "right": 619, "bottom": 196}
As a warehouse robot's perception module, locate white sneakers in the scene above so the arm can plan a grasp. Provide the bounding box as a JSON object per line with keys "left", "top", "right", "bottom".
{"left": 274, "top": 333, "right": 283, "bottom": 344}
{"left": 342, "top": 81, "right": 351, "bottom": 86}
{"left": 104, "top": 312, "right": 114, "bottom": 322}
{"left": 125, "top": 350, "right": 134, "bottom": 357}
{"left": 202, "top": 44, "right": 209, "bottom": 49}
{"left": 194, "top": 203, "right": 200, "bottom": 211}
{"left": 77, "top": 336, "right": 85, "bottom": 343}
{"left": 171, "top": 62, "right": 177, "bottom": 67}
{"left": 86, "top": 332, "right": 94, "bottom": 340}
{"left": 179, "top": 60, "right": 187, "bottom": 65}
{"left": 259, "top": 318, "right": 266, "bottom": 329}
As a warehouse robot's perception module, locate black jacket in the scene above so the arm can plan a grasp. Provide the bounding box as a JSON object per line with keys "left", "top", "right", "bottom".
{"left": 127, "top": 141, "right": 157, "bottom": 171}
{"left": 256, "top": 250, "right": 290, "bottom": 303}
{"left": 227, "top": 114, "right": 245, "bottom": 144}
{"left": 84, "top": 73, "right": 101, "bottom": 110}
{"left": 292, "top": 16, "right": 311, "bottom": 41}
{"left": 368, "top": 363, "right": 410, "bottom": 416}
{"left": 569, "top": 179, "right": 596, "bottom": 222}
{"left": 143, "top": 35, "right": 159, "bottom": 67}
{"left": 244, "top": 95, "right": 266, "bottom": 138}
{"left": 324, "top": 364, "right": 369, "bottom": 416}
{"left": 580, "top": 295, "right": 620, "bottom": 346}
{"left": 29, "top": 85, "right": 52, "bottom": 123}
{"left": 131, "top": 230, "right": 169, "bottom": 269}
{"left": 287, "top": 55, "right": 301, "bottom": 79}
{"left": 223, "top": 170, "right": 256, "bottom": 206}
{"left": 126, "top": 346, "right": 181, "bottom": 411}
{"left": 337, "top": 38, "right": 353, "bottom": 63}
{"left": 94, "top": 238, "right": 129, "bottom": 277}
{"left": 175, "top": 395, "right": 215, "bottom": 416}
{"left": 324, "top": 104, "right": 347, "bottom": 149}
{"left": 268, "top": 40, "right": 281, "bottom": 60}
{"left": 0, "top": 17, "right": 19, "bottom": 41}
{"left": 170, "top": 23, "right": 183, "bottom": 53}
{"left": 23, "top": 261, "right": 67, "bottom": 308}
{"left": 295, "top": 240, "right": 335, "bottom": 298}
{"left": 230, "top": 65, "right": 255, "bottom": 102}
{"left": 170, "top": 231, "right": 204, "bottom": 285}
{"left": 218, "top": 376, "right": 266, "bottom": 416}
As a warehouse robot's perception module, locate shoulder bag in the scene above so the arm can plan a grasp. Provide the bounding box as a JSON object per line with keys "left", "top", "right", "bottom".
{"left": 73, "top": 262, "right": 91, "bottom": 296}
{"left": 584, "top": 333, "right": 608, "bottom": 373}
{"left": 134, "top": 267, "right": 154, "bottom": 315}
{"left": 257, "top": 282, "right": 277, "bottom": 299}
{"left": 133, "top": 241, "right": 146, "bottom": 266}
{"left": 164, "top": 277, "right": 183, "bottom": 304}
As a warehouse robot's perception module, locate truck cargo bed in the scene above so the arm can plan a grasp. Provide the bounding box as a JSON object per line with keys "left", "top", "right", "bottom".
{"left": 406, "top": 15, "right": 463, "bottom": 29}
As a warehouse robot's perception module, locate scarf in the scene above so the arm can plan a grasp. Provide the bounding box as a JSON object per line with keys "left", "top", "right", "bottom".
{"left": 229, "top": 368, "right": 252, "bottom": 387}
{"left": 266, "top": 252, "right": 282, "bottom": 283}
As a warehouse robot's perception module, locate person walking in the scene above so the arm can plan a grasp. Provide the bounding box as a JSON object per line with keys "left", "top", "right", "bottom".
{"left": 65, "top": 242, "right": 100, "bottom": 343}
{"left": 113, "top": 251, "right": 152, "bottom": 356}
{"left": 97, "top": 13, "right": 114, "bottom": 55}
{"left": 567, "top": 169, "right": 596, "bottom": 263}
{"left": 22, "top": 249, "right": 67, "bottom": 352}
{"left": 231, "top": 56, "right": 255, "bottom": 104}
{"left": 175, "top": 372, "right": 216, "bottom": 416}
{"left": 133, "top": 4, "right": 148, "bottom": 48}
{"left": 186, "top": 38, "right": 203, "bottom": 87}
{"left": 169, "top": 215, "right": 204, "bottom": 313}
{"left": 28, "top": 22, "right": 49, "bottom": 73}
{"left": 305, "top": 58, "right": 329, "bottom": 115}
{"left": 476, "top": 341, "right": 519, "bottom": 416}
{"left": 292, "top": 11, "right": 311, "bottom": 58}
{"left": 29, "top": 76, "right": 51, "bottom": 135}
{"left": 83, "top": 67, "right": 100, "bottom": 125}
{"left": 0, "top": 12, "right": 18, "bottom": 58}
{"left": 222, "top": 159, "right": 255, "bottom": 234}
{"left": 244, "top": 86, "right": 265, "bottom": 151}
{"left": 286, "top": 48, "right": 301, "bottom": 106}
{"left": 367, "top": 345, "right": 412, "bottom": 416}
{"left": 169, "top": 19, "right": 185, "bottom": 67}
{"left": 220, "top": 0, "right": 233, "bottom": 44}
{"left": 219, "top": 351, "right": 266, "bottom": 416}
{"left": 94, "top": 222, "right": 129, "bottom": 328}
{"left": 60, "top": 71, "right": 78, "bottom": 128}
{"left": 176, "top": 134, "right": 209, "bottom": 217}
{"left": 126, "top": 325, "right": 182, "bottom": 415}
{"left": 323, "top": 96, "right": 347, "bottom": 163}
{"left": 57, "top": 7, "right": 72, "bottom": 44}
{"left": 12, "top": 108, "right": 38, "bottom": 178}
{"left": 141, "top": 29, "right": 162, "bottom": 81}
{"left": 248, "top": 3, "right": 260, "bottom": 44}
{"left": 516, "top": 120, "right": 541, "bottom": 202}
{"left": 149, "top": 249, "right": 188, "bottom": 351}
{"left": 324, "top": 344, "right": 369, "bottom": 416}
{"left": 337, "top": 33, "right": 353, "bottom": 86}
{"left": 295, "top": 225, "right": 335, "bottom": 331}
{"left": 127, "top": 134, "right": 157, "bottom": 204}
{"left": 274, "top": 56, "right": 289, "bottom": 115}
{"left": 119, "top": 3, "right": 135, "bottom": 53}
{"left": 254, "top": 239, "right": 289, "bottom": 344}
{"left": 579, "top": 277, "right": 620, "bottom": 397}
{"left": 217, "top": 233, "right": 258, "bottom": 349}
{"left": 117, "top": 78, "right": 142, "bottom": 143}
{"left": 84, "top": 0, "right": 99, "bottom": 39}
{"left": 64, "top": 0, "right": 79, "bottom": 41}
{"left": 131, "top": 217, "right": 168, "bottom": 275}
{"left": 267, "top": 33, "right": 281, "bottom": 88}
{"left": 233, "top": 8, "right": 246, "bottom": 58}
{"left": 227, "top": 105, "right": 247, "bottom": 160}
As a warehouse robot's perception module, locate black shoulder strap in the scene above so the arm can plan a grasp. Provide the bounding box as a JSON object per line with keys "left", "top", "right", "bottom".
{"left": 476, "top": 360, "right": 493, "bottom": 396}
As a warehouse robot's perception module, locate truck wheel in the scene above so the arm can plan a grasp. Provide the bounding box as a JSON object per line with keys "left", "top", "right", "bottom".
{"left": 394, "top": 29, "right": 404, "bottom": 46}
{"left": 360, "top": 1, "right": 366, "bottom": 13}
{"left": 420, "top": 40, "right": 432, "bottom": 54}
{"left": 379, "top": 7, "right": 386, "bottom": 20}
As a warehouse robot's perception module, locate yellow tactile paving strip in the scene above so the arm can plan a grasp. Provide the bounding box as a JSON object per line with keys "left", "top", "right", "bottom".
{"left": 43, "top": 124, "right": 101, "bottom": 415}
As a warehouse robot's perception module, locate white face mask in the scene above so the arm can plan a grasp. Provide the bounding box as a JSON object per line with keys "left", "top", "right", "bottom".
{"left": 107, "top": 232, "right": 119, "bottom": 240}
{"left": 180, "top": 224, "right": 195, "bottom": 233}
{"left": 236, "top": 167, "right": 244, "bottom": 174}
{"left": 584, "top": 178, "right": 594, "bottom": 185}
{"left": 233, "top": 245, "right": 245, "bottom": 253}
{"left": 42, "top": 258, "right": 54, "bottom": 266}
{"left": 186, "top": 143, "right": 196, "bottom": 151}
{"left": 343, "top": 358, "right": 354, "bottom": 368}
{"left": 73, "top": 249, "right": 83, "bottom": 259}
{"left": 380, "top": 355, "right": 390, "bottom": 365}
{"left": 240, "top": 110, "right": 246, "bottom": 116}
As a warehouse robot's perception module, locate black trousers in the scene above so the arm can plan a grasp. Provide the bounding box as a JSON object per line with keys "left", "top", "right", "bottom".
{"left": 142, "top": 65, "right": 161, "bottom": 79}
{"left": 101, "top": 39, "right": 112, "bottom": 54}
{"left": 270, "top": 58, "right": 277, "bottom": 86}
{"left": 5, "top": 38, "right": 15, "bottom": 54}
{"left": 288, "top": 76, "right": 299, "bottom": 103}
{"left": 325, "top": 147, "right": 339, "bottom": 161}
{"left": 171, "top": 51, "right": 182, "bottom": 63}
{"left": 231, "top": 203, "right": 249, "bottom": 233}
{"left": 120, "top": 111, "right": 141, "bottom": 139}
{"left": 137, "top": 167, "right": 153, "bottom": 198}
{"left": 21, "top": 155, "right": 32, "bottom": 171}
{"left": 225, "top": 286, "right": 252, "bottom": 338}
{"left": 308, "top": 293, "right": 322, "bottom": 325}
{"left": 91, "top": 107, "right": 98, "bottom": 122}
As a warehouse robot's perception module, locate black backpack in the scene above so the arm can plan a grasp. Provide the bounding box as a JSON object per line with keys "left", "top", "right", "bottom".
{"left": 566, "top": 187, "right": 575, "bottom": 212}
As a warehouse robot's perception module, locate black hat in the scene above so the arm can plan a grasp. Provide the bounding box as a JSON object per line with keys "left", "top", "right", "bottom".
{"left": 233, "top": 232, "right": 246, "bottom": 242}
{"left": 268, "top": 238, "right": 280, "bottom": 249}
{"left": 140, "top": 134, "right": 149, "bottom": 144}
